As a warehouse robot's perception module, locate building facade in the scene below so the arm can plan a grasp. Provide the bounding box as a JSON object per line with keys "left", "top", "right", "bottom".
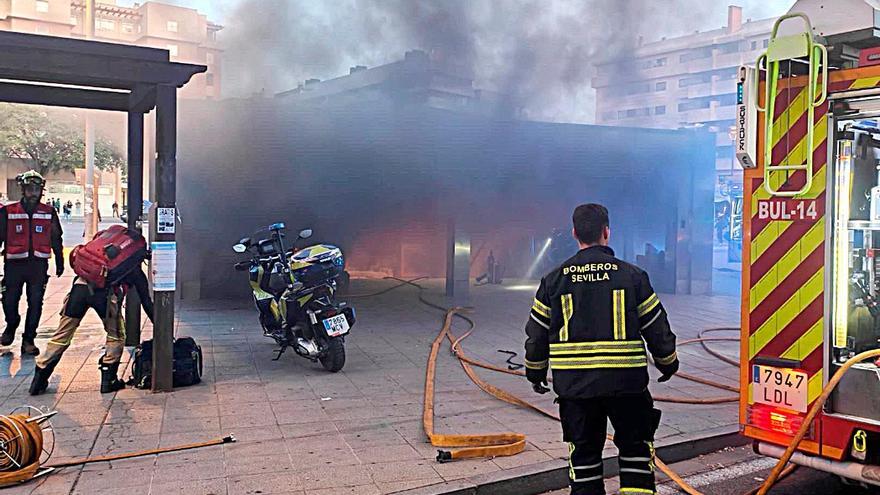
{"left": 0, "top": 0, "right": 221, "bottom": 99}
{"left": 277, "top": 49, "right": 521, "bottom": 118}
{"left": 592, "top": 5, "right": 773, "bottom": 197}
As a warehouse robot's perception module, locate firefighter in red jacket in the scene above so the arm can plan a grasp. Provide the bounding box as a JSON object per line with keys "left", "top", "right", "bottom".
{"left": 0, "top": 171, "right": 64, "bottom": 355}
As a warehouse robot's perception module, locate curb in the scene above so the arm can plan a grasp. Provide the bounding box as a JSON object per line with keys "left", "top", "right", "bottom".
{"left": 392, "top": 426, "right": 747, "bottom": 495}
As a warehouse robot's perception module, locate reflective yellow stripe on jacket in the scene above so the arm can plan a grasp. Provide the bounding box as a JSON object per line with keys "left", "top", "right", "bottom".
{"left": 532, "top": 298, "right": 551, "bottom": 318}
{"left": 612, "top": 289, "right": 625, "bottom": 340}
{"left": 637, "top": 293, "right": 659, "bottom": 317}
{"left": 549, "top": 340, "right": 647, "bottom": 370}
{"left": 560, "top": 294, "right": 573, "bottom": 342}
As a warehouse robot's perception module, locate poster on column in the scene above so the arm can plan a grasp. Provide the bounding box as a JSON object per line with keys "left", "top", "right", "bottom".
{"left": 150, "top": 242, "right": 176, "bottom": 291}
{"left": 157, "top": 208, "right": 175, "bottom": 234}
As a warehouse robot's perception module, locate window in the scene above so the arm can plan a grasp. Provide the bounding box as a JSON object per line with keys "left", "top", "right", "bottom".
{"left": 641, "top": 57, "right": 667, "bottom": 69}
{"left": 625, "top": 82, "right": 650, "bottom": 95}
{"left": 678, "top": 99, "right": 711, "bottom": 112}
{"left": 167, "top": 44, "right": 178, "bottom": 57}
{"left": 763, "top": 39, "right": 770, "bottom": 48}
{"left": 602, "top": 111, "right": 616, "bottom": 121}
{"left": 717, "top": 41, "right": 740, "bottom": 54}
{"left": 167, "top": 20, "right": 178, "bottom": 33}
{"left": 208, "top": 30, "right": 217, "bottom": 41}
{"left": 36, "top": 0, "right": 49, "bottom": 13}
{"left": 680, "top": 48, "right": 712, "bottom": 63}
{"left": 654, "top": 105, "right": 666, "bottom": 115}
{"left": 679, "top": 74, "right": 710, "bottom": 87}
{"left": 750, "top": 40, "right": 758, "bottom": 51}
{"left": 617, "top": 110, "right": 627, "bottom": 119}
{"left": 206, "top": 73, "right": 215, "bottom": 86}
{"left": 626, "top": 108, "right": 638, "bottom": 118}
{"left": 122, "top": 23, "right": 135, "bottom": 34}
{"left": 716, "top": 93, "right": 738, "bottom": 106}
{"left": 655, "top": 81, "right": 667, "bottom": 91}
{"left": 206, "top": 53, "right": 215, "bottom": 64}
{"left": 97, "top": 19, "right": 116, "bottom": 31}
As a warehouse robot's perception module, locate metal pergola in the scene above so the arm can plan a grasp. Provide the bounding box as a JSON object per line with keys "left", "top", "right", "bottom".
{"left": 0, "top": 31, "right": 205, "bottom": 392}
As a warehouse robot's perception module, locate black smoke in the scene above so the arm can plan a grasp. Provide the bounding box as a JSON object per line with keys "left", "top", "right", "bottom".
{"left": 218, "top": 0, "right": 725, "bottom": 123}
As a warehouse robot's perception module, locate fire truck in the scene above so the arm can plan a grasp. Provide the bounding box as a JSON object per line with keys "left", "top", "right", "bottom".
{"left": 737, "top": 0, "right": 880, "bottom": 486}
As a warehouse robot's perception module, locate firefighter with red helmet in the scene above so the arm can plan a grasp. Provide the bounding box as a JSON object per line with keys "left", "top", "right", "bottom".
{"left": 0, "top": 171, "right": 64, "bottom": 355}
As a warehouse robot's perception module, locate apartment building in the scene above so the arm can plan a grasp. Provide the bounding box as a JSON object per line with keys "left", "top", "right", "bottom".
{"left": 0, "top": 0, "right": 221, "bottom": 99}
{"left": 592, "top": 5, "right": 774, "bottom": 194}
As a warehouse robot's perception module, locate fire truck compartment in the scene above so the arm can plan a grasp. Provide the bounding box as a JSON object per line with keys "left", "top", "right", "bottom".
{"left": 829, "top": 107, "right": 880, "bottom": 426}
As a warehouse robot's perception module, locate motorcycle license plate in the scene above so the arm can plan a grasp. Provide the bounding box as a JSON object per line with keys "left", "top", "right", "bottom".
{"left": 752, "top": 365, "right": 808, "bottom": 413}
{"left": 322, "top": 314, "right": 350, "bottom": 337}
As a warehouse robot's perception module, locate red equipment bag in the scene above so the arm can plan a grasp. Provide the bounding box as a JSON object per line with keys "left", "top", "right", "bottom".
{"left": 70, "top": 225, "right": 147, "bottom": 288}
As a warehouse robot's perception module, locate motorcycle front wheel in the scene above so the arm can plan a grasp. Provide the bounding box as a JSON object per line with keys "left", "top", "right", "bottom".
{"left": 319, "top": 337, "right": 346, "bottom": 372}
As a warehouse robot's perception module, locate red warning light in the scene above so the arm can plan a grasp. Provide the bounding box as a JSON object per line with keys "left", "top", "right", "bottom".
{"left": 749, "top": 403, "right": 806, "bottom": 436}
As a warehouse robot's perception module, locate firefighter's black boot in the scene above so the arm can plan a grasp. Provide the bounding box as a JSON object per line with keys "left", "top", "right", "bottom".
{"left": 21, "top": 340, "right": 40, "bottom": 356}
{"left": 0, "top": 328, "right": 13, "bottom": 346}
{"left": 29, "top": 359, "right": 59, "bottom": 395}
{"left": 99, "top": 361, "right": 126, "bottom": 393}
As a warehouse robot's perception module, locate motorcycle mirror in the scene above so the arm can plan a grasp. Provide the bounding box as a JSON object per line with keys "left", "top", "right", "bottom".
{"left": 233, "top": 244, "right": 247, "bottom": 253}
{"left": 298, "top": 229, "right": 313, "bottom": 239}
{"left": 238, "top": 237, "right": 251, "bottom": 246}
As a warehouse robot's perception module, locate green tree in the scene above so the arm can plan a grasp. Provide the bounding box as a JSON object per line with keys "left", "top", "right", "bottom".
{"left": 95, "top": 137, "right": 125, "bottom": 171}
{"left": 0, "top": 104, "right": 82, "bottom": 176}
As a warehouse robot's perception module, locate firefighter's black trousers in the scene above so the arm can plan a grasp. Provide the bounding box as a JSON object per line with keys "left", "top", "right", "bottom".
{"left": 2, "top": 260, "right": 49, "bottom": 343}
{"left": 558, "top": 391, "right": 661, "bottom": 495}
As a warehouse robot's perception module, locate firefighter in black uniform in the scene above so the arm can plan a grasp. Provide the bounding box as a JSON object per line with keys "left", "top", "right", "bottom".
{"left": 524, "top": 204, "right": 679, "bottom": 495}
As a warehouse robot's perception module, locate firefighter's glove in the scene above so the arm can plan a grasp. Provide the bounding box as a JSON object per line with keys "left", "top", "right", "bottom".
{"left": 656, "top": 359, "right": 679, "bottom": 383}
{"left": 526, "top": 367, "right": 550, "bottom": 394}
{"left": 532, "top": 381, "right": 551, "bottom": 394}
{"left": 55, "top": 262, "right": 64, "bottom": 278}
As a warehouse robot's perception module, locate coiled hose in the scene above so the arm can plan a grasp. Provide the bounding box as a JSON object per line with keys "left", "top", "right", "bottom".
{"left": 0, "top": 414, "right": 44, "bottom": 488}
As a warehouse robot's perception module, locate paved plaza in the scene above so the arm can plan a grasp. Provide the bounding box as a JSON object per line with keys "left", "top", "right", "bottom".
{"left": 0, "top": 275, "right": 741, "bottom": 494}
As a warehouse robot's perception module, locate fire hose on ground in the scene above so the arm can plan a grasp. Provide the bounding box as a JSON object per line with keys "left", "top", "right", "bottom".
{"left": 0, "top": 406, "right": 235, "bottom": 489}
{"left": 375, "top": 277, "right": 805, "bottom": 495}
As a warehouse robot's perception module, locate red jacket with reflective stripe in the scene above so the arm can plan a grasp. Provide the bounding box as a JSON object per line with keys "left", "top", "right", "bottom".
{"left": 5, "top": 202, "right": 54, "bottom": 260}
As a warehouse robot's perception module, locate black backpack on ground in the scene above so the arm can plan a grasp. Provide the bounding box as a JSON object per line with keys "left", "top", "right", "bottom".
{"left": 130, "top": 336, "right": 203, "bottom": 389}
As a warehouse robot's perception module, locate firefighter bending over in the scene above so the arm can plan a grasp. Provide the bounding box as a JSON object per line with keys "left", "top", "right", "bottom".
{"left": 524, "top": 203, "right": 679, "bottom": 495}
{"left": 29, "top": 266, "right": 154, "bottom": 396}
{"left": 0, "top": 171, "right": 64, "bottom": 356}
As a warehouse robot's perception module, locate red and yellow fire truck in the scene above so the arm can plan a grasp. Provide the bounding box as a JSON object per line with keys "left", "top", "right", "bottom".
{"left": 738, "top": 0, "right": 880, "bottom": 486}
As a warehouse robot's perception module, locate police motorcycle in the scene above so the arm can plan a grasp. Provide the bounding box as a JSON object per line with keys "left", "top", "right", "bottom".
{"left": 233, "top": 223, "right": 354, "bottom": 372}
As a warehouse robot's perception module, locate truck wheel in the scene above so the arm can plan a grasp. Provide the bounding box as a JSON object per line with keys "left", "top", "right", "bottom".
{"left": 320, "top": 338, "right": 346, "bottom": 372}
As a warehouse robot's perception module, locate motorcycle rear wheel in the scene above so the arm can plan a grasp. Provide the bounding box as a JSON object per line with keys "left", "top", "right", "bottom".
{"left": 319, "top": 337, "right": 346, "bottom": 372}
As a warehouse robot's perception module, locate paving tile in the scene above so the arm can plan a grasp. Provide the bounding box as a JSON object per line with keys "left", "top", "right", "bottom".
{"left": 227, "top": 472, "right": 303, "bottom": 495}
{"left": 4, "top": 278, "right": 742, "bottom": 493}
{"left": 149, "top": 477, "right": 228, "bottom": 495}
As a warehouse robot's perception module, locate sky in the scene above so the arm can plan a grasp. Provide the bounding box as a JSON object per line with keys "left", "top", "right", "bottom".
{"left": 117, "top": 0, "right": 795, "bottom": 32}
{"left": 113, "top": 0, "right": 798, "bottom": 123}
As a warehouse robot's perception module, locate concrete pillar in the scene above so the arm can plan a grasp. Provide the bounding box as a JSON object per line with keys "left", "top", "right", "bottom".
{"left": 445, "top": 220, "right": 470, "bottom": 305}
